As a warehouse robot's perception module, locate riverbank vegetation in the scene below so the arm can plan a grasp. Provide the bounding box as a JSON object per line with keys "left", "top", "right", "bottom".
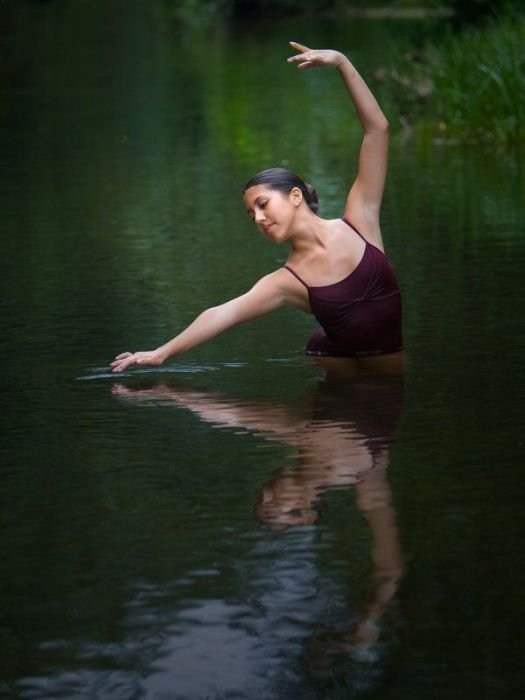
{"left": 374, "top": 9, "right": 524, "bottom": 147}
{"left": 168, "top": 0, "right": 523, "bottom": 149}
{"left": 2, "top": 0, "right": 522, "bottom": 148}
{"left": 169, "top": 0, "right": 495, "bottom": 24}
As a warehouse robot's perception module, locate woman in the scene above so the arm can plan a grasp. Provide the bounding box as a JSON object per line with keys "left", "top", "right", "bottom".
{"left": 111, "top": 42, "right": 402, "bottom": 374}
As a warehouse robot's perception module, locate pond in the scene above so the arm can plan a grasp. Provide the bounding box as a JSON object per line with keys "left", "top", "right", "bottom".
{"left": 1, "top": 2, "right": 525, "bottom": 698}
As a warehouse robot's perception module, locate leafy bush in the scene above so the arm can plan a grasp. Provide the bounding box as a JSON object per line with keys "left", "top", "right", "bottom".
{"left": 375, "top": 11, "right": 525, "bottom": 147}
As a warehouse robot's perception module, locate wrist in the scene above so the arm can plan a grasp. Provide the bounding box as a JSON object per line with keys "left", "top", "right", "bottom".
{"left": 154, "top": 346, "right": 168, "bottom": 364}
{"left": 337, "top": 55, "right": 356, "bottom": 78}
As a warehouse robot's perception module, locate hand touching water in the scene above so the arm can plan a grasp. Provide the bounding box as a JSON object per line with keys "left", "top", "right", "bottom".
{"left": 111, "top": 350, "right": 164, "bottom": 373}
{"left": 287, "top": 41, "right": 346, "bottom": 70}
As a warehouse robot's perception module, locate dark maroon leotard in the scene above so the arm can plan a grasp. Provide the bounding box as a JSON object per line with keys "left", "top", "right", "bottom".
{"left": 284, "top": 218, "right": 402, "bottom": 357}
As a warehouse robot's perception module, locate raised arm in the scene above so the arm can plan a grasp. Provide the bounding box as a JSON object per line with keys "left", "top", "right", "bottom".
{"left": 288, "top": 42, "right": 389, "bottom": 247}
{"left": 111, "top": 269, "right": 299, "bottom": 373}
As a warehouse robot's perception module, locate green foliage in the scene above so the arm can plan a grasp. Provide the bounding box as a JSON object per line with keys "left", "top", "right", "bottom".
{"left": 447, "top": 0, "right": 524, "bottom": 27}
{"left": 448, "top": 0, "right": 496, "bottom": 25}
{"left": 434, "top": 13, "right": 525, "bottom": 146}
{"left": 168, "top": 0, "right": 233, "bottom": 26}
{"left": 167, "top": 0, "right": 448, "bottom": 26}
{"left": 375, "top": 11, "right": 525, "bottom": 147}
{"left": 166, "top": 0, "right": 339, "bottom": 27}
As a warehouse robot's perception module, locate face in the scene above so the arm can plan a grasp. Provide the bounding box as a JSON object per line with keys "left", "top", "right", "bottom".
{"left": 243, "top": 185, "right": 301, "bottom": 242}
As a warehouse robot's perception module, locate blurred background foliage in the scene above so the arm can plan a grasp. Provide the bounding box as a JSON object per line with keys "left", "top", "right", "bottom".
{"left": 0, "top": 0, "right": 519, "bottom": 28}
{"left": 159, "top": 0, "right": 511, "bottom": 28}
{"left": 1, "top": 0, "right": 523, "bottom": 149}
{"left": 164, "top": 0, "right": 519, "bottom": 26}
{"left": 373, "top": 9, "right": 525, "bottom": 147}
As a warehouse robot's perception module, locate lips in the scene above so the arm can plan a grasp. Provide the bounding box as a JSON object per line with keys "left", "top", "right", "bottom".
{"left": 262, "top": 223, "right": 275, "bottom": 235}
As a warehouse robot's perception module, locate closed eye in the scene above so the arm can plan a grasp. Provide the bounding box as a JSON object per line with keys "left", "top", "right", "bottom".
{"left": 247, "top": 202, "right": 268, "bottom": 219}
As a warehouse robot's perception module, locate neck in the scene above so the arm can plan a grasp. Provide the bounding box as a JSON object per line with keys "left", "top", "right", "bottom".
{"left": 288, "top": 212, "right": 328, "bottom": 254}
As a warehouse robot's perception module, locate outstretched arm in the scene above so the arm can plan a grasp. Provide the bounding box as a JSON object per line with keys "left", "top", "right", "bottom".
{"left": 288, "top": 42, "right": 388, "bottom": 248}
{"left": 111, "top": 269, "right": 300, "bottom": 373}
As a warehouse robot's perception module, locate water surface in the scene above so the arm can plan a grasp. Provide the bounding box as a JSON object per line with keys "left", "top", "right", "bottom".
{"left": 1, "top": 3, "right": 525, "bottom": 699}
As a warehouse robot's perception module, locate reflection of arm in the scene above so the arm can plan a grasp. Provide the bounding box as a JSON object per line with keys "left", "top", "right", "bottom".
{"left": 169, "top": 392, "right": 307, "bottom": 442}
{"left": 113, "top": 383, "right": 307, "bottom": 442}
{"left": 354, "top": 459, "right": 403, "bottom": 631}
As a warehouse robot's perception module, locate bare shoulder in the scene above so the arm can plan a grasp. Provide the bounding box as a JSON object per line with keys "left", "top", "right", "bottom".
{"left": 224, "top": 268, "right": 308, "bottom": 323}
{"left": 341, "top": 204, "right": 385, "bottom": 252}
{"left": 255, "top": 267, "right": 297, "bottom": 291}
{"left": 259, "top": 267, "right": 311, "bottom": 312}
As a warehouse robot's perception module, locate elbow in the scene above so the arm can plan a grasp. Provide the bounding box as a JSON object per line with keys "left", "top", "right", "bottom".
{"left": 203, "top": 303, "right": 240, "bottom": 331}
{"left": 370, "top": 115, "right": 389, "bottom": 134}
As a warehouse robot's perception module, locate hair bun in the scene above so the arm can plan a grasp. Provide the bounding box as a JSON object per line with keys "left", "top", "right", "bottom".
{"left": 305, "top": 183, "right": 319, "bottom": 213}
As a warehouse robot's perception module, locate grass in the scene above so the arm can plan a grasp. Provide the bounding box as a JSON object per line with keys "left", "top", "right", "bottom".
{"left": 375, "top": 11, "right": 525, "bottom": 148}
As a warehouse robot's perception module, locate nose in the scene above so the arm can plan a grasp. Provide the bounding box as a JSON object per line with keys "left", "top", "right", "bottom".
{"left": 254, "top": 208, "right": 266, "bottom": 224}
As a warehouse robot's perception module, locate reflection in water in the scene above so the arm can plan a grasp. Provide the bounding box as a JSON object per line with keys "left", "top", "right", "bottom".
{"left": 12, "top": 371, "right": 405, "bottom": 699}
{"left": 106, "top": 370, "right": 405, "bottom": 695}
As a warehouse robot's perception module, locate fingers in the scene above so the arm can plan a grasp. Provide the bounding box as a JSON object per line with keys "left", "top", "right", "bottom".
{"left": 289, "top": 41, "right": 310, "bottom": 52}
{"left": 287, "top": 52, "right": 309, "bottom": 63}
{"left": 287, "top": 50, "right": 319, "bottom": 71}
{"left": 111, "top": 355, "right": 129, "bottom": 368}
{"left": 115, "top": 352, "right": 132, "bottom": 360}
{"left": 287, "top": 54, "right": 311, "bottom": 66}
{"left": 111, "top": 360, "right": 131, "bottom": 373}
{"left": 287, "top": 44, "right": 341, "bottom": 70}
{"left": 287, "top": 55, "right": 315, "bottom": 71}
{"left": 287, "top": 41, "right": 312, "bottom": 66}
{"left": 110, "top": 350, "right": 160, "bottom": 373}
{"left": 111, "top": 352, "right": 137, "bottom": 373}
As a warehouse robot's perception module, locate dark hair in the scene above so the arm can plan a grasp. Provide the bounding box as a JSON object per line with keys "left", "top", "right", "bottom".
{"left": 243, "top": 167, "right": 319, "bottom": 214}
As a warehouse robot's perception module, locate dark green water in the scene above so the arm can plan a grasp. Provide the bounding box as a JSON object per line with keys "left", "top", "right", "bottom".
{"left": 1, "top": 3, "right": 525, "bottom": 698}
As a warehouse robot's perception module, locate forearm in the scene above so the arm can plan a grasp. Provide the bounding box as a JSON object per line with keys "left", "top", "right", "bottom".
{"left": 337, "top": 55, "right": 388, "bottom": 133}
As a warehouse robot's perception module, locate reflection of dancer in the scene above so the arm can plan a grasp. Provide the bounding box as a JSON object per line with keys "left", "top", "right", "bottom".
{"left": 112, "top": 41, "right": 402, "bottom": 374}
{"left": 113, "top": 373, "right": 404, "bottom": 665}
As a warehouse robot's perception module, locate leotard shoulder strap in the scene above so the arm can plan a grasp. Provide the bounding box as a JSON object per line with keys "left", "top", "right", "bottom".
{"left": 341, "top": 217, "right": 368, "bottom": 243}
{"left": 284, "top": 265, "right": 308, "bottom": 288}
{"left": 284, "top": 219, "right": 367, "bottom": 289}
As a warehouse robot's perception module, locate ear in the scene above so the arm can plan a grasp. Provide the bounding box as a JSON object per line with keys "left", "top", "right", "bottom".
{"left": 289, "top": 187, "right": 303, "bottom": 207}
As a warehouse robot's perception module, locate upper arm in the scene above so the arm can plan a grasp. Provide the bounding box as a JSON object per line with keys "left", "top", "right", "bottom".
{"left": 216, "top": 269, "right": 295, "bottom": 327}
{"left": 343, "top": 127, "right": 389, "bottom": 242}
